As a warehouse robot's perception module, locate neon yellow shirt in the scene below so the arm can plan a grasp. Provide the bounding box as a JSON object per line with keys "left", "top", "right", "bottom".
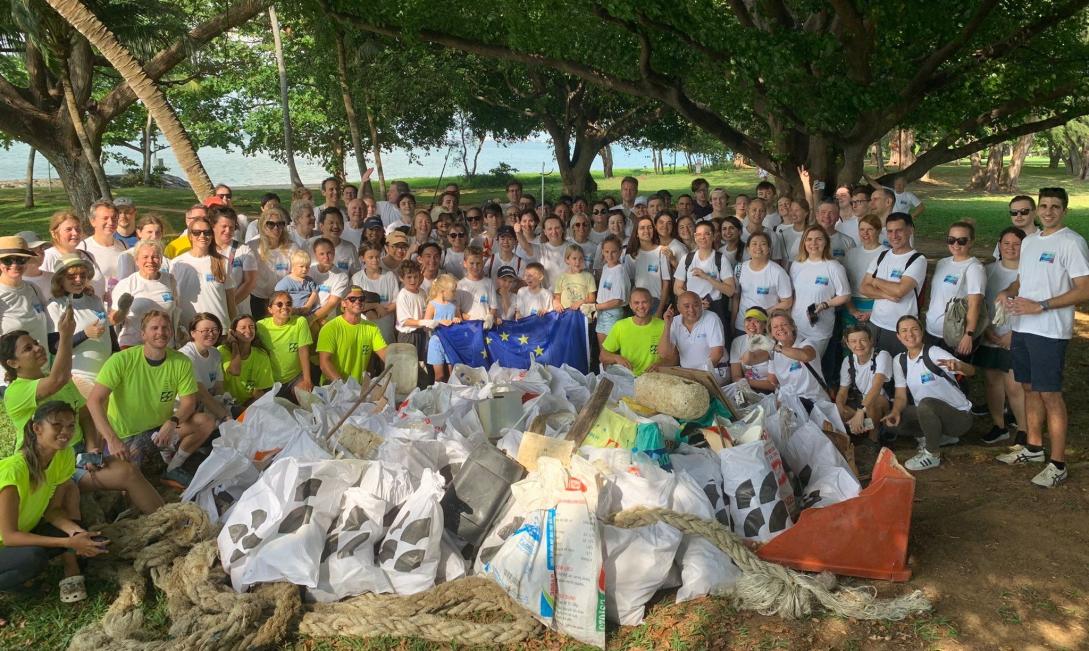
{"left": 0, "top": 447, "right": 75, "bottom": 545}
{"left": 3, "top": 378, "right": 85, "bottom": 448}
{"left": 95, "top": 346, "right": 198, "bottom": 439}
{"left": 256, "top": 316, "right": 314, "bottom": 383}
{"left": 601, "top": 316, "right": 665, "bottom": 376}
{"left": 217, "top": 344, "right": 275, "bottom": 403}
{"left": 163, "top": 233, "right": 191, "bottom": 259}
{"left": 316, "top": 316, "right": 387, "bottom": 383}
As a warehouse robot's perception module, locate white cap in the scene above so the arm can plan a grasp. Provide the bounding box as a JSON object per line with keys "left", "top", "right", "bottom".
{"left": 633, "top": 195, "right": 648, "bottom": 206}
{"left": 15, "top": 231, "right": 46, "bottom": 248}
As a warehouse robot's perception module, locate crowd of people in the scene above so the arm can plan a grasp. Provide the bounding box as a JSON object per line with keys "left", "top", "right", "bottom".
{"left": 0, "top": 172, "right": 1086, "bottom": 602}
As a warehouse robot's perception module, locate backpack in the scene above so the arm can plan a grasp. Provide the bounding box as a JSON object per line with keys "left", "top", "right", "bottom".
{"left": 941, "top": 261, "right": 987, "bottom": 348}
{"left": 872, "top": 249, "right": 925, "bottom": 298}
{"left": 846, "top": 354, "right": 878, "bottom": 405}
{"left": 897, "top": 346, "right": 963, "bottom": 398}
{"left": 683, "top": 249, "right": 725, "bottom": 292}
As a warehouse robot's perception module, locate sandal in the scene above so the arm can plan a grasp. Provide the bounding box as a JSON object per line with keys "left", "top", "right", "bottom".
{"left": 59, "top": 575, "right": 87, "bottom": 603}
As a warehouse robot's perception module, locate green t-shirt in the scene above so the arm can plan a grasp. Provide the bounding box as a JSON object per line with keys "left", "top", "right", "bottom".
{"left": 95, "top": 346, "right": 198, "bottom": 439}
{"left": 256, "top": 316, "right": 314, "bottom": 383}
{"left": 554, "top": 271, "right": 597, "bottom": 309}
{"left": 218, "top": 344, "right": 275, "bottom": 404}
{"left": 0, "top": 447, "right": 76, "bottom": 545}
{"left": 315, "top": 316, "right": 388, "bottom": 383}
{"left": 601, "top": 316, "right": 665, "bottom": 376}
{"left": 3, "top": 377, "right": 85, "bottom": 449}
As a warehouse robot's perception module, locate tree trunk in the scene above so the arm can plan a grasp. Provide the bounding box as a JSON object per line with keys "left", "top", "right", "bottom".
{"left": 24, "top": 148, "right": 35, "bottom": 208}
{"left": 838, "top": 143, "right": 866, "bottom": 189}
{"left": 600, "top": 145, "right": 613, "bottom": 178}
{"left": 983, "top": 144, "right": 1004, "bottom": 193}
{"left": 60, "top": 70, "right": 110, "bottom": 202}
{"left": 46, "top": 0, "right": 215, "bottom": 200}
{"left": 968, "top": 151, "right": 984, "bottom": 188}
{"left": 333, "top": 26, "right": 370, "bottom": 186}
{"left": 466, "top": 131, "right": 485, "bottom": 179}
{"left": 142, "top": 111, "right": 153, "bottom": 185}
{"left": 1081, "top": 141, "right": 1089, "bottom": 181}
{"left": 1005, "top": 133, "right": 1034, "bottom": 191}
{"left": 269, "top": 7, "right": 303, "bottom": 188}
{"left": 362, "top": 96, "right": 386, "bottom": 197}
{"left": 1045, "top": 134, "right": 1061, "bottom": 168}
{"left": 873, "top": 138, "right": 886, "bottom": 174}
{"left": 47, "top": 149, "right": 101, "bottom": 215}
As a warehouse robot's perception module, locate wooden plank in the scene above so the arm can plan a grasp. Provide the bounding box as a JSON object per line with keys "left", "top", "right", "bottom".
{"left": 564, "top": 378, "right": 613, "bottom": 447}
{"left": 655, "top": 367, "right": 740, "bottom": 417}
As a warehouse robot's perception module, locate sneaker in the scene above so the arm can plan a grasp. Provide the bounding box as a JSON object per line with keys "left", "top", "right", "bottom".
{"left": 905, "top": 449, "right": 941, "bottom": 471}
{"left": 996, "top": 446, "right": 1045, "bottom": 465}
{"left": 161, "top": 467, "right": 194, "bottom": 490}
{"left": 970, "top": 401, "right": 989, "bottom": 417}
{"left": 980, "top": 426, "right": 1011, "bottom": 445}
{"left": 939, "top": 436, "right": 960, "bottom": 447}
{"left": 1030, "top": 463, "right": 1068, "bottom": 488}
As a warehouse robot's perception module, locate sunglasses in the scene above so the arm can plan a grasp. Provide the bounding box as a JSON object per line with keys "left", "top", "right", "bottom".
{"left": 216, "top": 193, "right": 232, "bottom": 199}
{"left": 467, "top": 215, "right": 482, "bottom": 222}
{"left": 1009, "top": 208, "right": 1032, "bottom": 216}
{"left": 946, "top": 236, "right": 970, "bottom": 246}
{"left": 344, "top": 295, "right": 365, "bottom": 303}
{"left": 265, "top": 222, "right": 286, "bottom": 229}
{"left": 0, "top": 256, "right": 27, "bottom": 266}
{"left": 449, "top": 232, "right": 467, "bottom": 239}
{"left": 191, "top": 229, "right": 212, "bottom": 238}
{"left": 850, "top": 199, "right": 866, "bottom": 205}
{"left": 271, "top": 301, "right": 291, "bottom": 308}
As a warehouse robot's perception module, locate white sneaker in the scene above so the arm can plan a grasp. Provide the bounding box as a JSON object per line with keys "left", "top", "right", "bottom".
{"left": 905, "top": 449, "right": 941, "bottom": 471}
{"left": 1030, "top": 463, "right": 1068, "bottom": 488}
{"left": 996, "top": 446, "right": 1045, "bottom": 465}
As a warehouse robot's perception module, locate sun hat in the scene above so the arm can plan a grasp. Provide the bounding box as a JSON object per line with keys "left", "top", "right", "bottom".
{"left": 52, "top": 252, "right": 95, "bottom": 279}
{"left": 0, "top": 235, "right": 35, "bottom": 258}
{"left": 113, "top": 197, "right": 135, "bottom": 209}
{"left": 14, "top": 231, "right": 46, "bottom": 249}
{"left": 386, "top": 230, "right": 409, "bottom": 246}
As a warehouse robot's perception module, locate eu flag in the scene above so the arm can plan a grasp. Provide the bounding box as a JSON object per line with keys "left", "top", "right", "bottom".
{"left": 434, "top": 311, "right": 589, "bottom": 373}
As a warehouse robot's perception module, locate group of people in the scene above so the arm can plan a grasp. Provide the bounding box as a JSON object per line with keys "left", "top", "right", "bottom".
{"left": 0, "top": 173, "right": 1085, "bottom": 602}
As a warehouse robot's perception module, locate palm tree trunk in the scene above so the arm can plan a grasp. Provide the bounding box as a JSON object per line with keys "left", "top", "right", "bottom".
{"left": 142, "top": 111, "right": 153, "bottom": 185}
{"left": 45, "top": 0, "right": 217, "bottom": 201}
{"left": 24, "top": 147, "right": 35, "bottom": 208}
{"left": 363, "top": 93, "right": 386, "bottom": 197}
{"left": 269, "top": 6, "right": 302, "bottom": 189}
{"left": 333, "top": 26, "right": 369, "bottom": 186}
{"left": 60, "top": 69, "right": 111, "bottom": 201}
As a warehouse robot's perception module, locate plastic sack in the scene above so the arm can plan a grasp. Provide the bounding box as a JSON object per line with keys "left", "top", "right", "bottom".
{"left": 670, "top": 445, "right": 731, "bottom": 527}
{"left": 551, "top": 481, "right": 606, "bottom": 648}
{"left": 718, "top": 438, "right": 796, "bottom": 542}
{"left": 725, "top": 404, "right": 767, "bottom": 445}
{"left": 602, "top": 523, "right": 682, "bottom": 625}
{"left": 669, "top": 470, "right": 742, "bottom": 601}
{"left": 779, "top": 422, "right": 860, "bottom": 508}
{"left": 484, "top": 509, "right": 555, "bottom": 626}
{"left": 181, "top": 444, "right": 260, "bottom": 523}
{"left": 599, "top": 364, "right": 636, "bottom": 402}
{"left": 378, "top": 468, "right": 446, "bottom": 594}
{"left": 309, "top": 486, "right": 393, "bottom": 601}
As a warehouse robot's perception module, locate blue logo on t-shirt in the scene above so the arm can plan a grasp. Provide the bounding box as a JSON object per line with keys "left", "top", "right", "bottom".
{"left": 274, "top": 263, "right": 288, "bottom": 272}
{"left": 890, "top": 269, "right": 904, "bottom": 280}
{"left": 756, "top": 287, "right": 770, "bottom": 295}
{"left": 232, "top": 259, "right": 243, "bottom": 269}
{"left": 319, "top": 284, "right": 330, "bottom": 293}
{"left": 648, "top": 264, "right": 659, "bottom": 273}
{"left": 480, "top": 294, "right": 489, "bottom": 304}
{"left": 815, "top": 276, "right": 829, "bottom": 286}
{"left": 789, "top": 361, "right": 802, "bottom": 372}
{"left": 832, "top": 249, "right": 845, "bottom": 257}
{"left": 1040, "top": 252, "right": 1056, "bottom": 263}
{"left": 205, "top": 273, "right": 216, "bottom": 282}
{"left": 920, "top": 372, "right": 935, "bottom": 384}
{"left": 162, "top": 292, "right": 173, "bottom": 302}
{"left": 943, "top": 274, "right": 959, "bottom": 285}
{"left": 33, "top": 303, "right": 44, "bottom": 313}
{"left": 603, "top": 280, "right": 613, "bottom": 290}
{"left": 337, "top": 261, "right": 349, "bottom": 270}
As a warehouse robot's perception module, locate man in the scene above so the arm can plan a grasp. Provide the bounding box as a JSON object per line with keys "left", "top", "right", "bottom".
{"left": 416, "top": 242, "right": 442, "bottom": 295}
{"left": 317, "top": 285, "right": 388, "bottom": 383}
{"left": 502, "top": 179, "right": 523, "bottom": 212}
{"left": 377, "top": 180, "right": 409, "bottom": 228}
{"left": 656, "top": 190, "right": 672, "bottom": 211}
{"left": 837, "top": 186, "right": 869, "bottom": 244}
{"left": 834, "top": 185, "right": 852, "bottom": 217}
{"left": 654, "top": 291, "right": 725, "bottom": 374}
{"left": 647, "top": 195, "right": 663, "bottom": 218}
{"left": 893, "top": 177, "right": 925, "bottom": 218}
{"left": 741, "top": 198, "right": 786, "bottom": 265}
{"left": 992, "top": 195, "right": 1038, "bottom": 258}
{"left": 816, "top": 199, "right": 856, "bottom": 261}
{"left": 164, "top": 204, "right": 210, "bottom": 259}
{"left": 690, "top": 178, "right": 712, "bottom": 218}
{"left": 343, "top": 184, "right": 358, "bottom": 204}
{"left": 860, "top": 213, "right": 927, "bottom": 356}
{"left": 675, "top": 194, "right": 694, "bottom": 220}
{"left": 114, "top": 197, "right": 138, "bottom": 247}
{"left": 431, "top": 190, "right": 460, "bottom": 221}
{"left": 755, "top": 180, "right": 782, "bottom": 228}
{"left": 996, "top": 187, "right": 1089, "bottom": 487}
{"left": 318, "top": 176, "right": 341, "bottom": 215}
{"left": 342, "top": 197, "right": 367, "bottom": 247}
{"left": 79, "top": 199, "right": 127, "bottom": 298}
{"left": 600, "top": 287, "right": 665, "bottom": 376}
{"left": 213, "top": 184, "right": 248, "bottom": 242}
{"left": 632, "top": 195, "right": 649, "bottom": 222}
{"left": 620, "top": 176, "right": 640, "bottom": 217}
{"left": 869, "top": 186, "right": 905, "bottom": 246}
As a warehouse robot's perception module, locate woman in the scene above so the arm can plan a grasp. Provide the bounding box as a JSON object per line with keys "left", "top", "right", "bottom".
{"left": 924, "top": 221, "right": 985, "bottom": 355}
{"left": 674, "top": 221, "right": 736, "bottom": 335}
{"left": 883, "top": 315, "right": 975, "bottom": 471}
{"left": 288, "top": 200, "right": 317, "bottom": 249}
{"left": 625, "top": 216, "right": 672, "bottom": 318}
{"left": 843, "top": 214, "right": 888, "bottom": 327}
{"left": 718, "top": 216, "right": 744, "bottom": 270}
{"left": 212, "top": 209, "right": 257, "bottom": 317}
{"left": 777, "top": 199, "right": 811, "bottom": 261}
{"left": 178, "top": 313, "right": 230, "bottom": 424}
{"left": 835, "top": 325, "right": 892, "bottom": 439}
{"left": 709, "top": 188, "right": 730, "bottom": 221}
{"left": 219, "top": 315, "right": 274, "bottom": 414}
{"left": 352, "top": 245, "right": 399, "bottom": 344}
{"left": 409, "top": 209, "right": 435, "bottom": 256}
{"left": 518, "top": 215, "right": 571, "bottom": 289}
{"left": 248, "top": 207, "right": 297, "bottom": 318}
{"left": 731, "top": 307, "right": 775, "bottom": 393}
{"left": 589, "top": 201, "right": 611, "bottom": 243}
{"left": 732, "top": 232, "right": 792, "bottom": 333}
{"left": 41, "top": 212, "right": 94, "bottom": 275}
{"left": 595, "top": 211, "right": 628, "bottom": 272}
{"left": 256, "top": 290, "right": 314, "bottom": 400}
{"left": 789, "top": 225, "right": 851, "bottom": 357}
{"left": 975, "top": 227, "right": 1027, "bottom": 446}
{"left": 111, "top": 240, "right": 179, "bottom": 349}
{"left": 766, "top": 310, "right": 831, "bottom": 404}
{"left": 676, "top": 215, "right": 697, "bottom": 253}
{"left": 316, "top": 207, "right": 358, "bottom": 275}
{"left": 0, "top": 235, "right": 48, "bottom": 353}
{"left": 172, "top": 217, "right": 237, "bottom": 332}
{"left": 0, "top": 402, "right": 105, "bottom": 601}
{"left": 394, "top": 193, "right": 416, "bottom": 231}
{"left": 116, "top": 215, "right": 171, "bottom": 279}
{"left": 655, "top": 211, "right": 688, "bottom": 269}
{"left": 46, "top": 254, "right": 119, "bottom": 395}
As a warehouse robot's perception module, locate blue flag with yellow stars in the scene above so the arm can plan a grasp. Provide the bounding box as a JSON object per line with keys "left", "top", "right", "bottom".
{"left": 434, "top": 311, "right": 589, "bottom": 373}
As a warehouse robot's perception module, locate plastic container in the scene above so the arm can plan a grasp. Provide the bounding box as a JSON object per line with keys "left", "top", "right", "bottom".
{"left": 383, "top": 343, "right": 419, "bottom": 400}
{"left": 441, "top": 440, "right": 526, "bottom": 558}
{"left": 476, "top": 388, "right": 526, "bottom": 441}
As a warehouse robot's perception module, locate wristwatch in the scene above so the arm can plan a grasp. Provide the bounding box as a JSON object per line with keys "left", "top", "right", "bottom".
{"left": 1039, "top": 299, "right": 1051, "bottom": 311}
{"left": 966, "top": 330, "right": 975, "bottom": 337}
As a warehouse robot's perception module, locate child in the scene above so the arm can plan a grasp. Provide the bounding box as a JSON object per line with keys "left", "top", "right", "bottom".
{"left": 274, "top": 249, "right": 319, "bottom": 315}
{"left": 594, "top": 235, "right": 630, "bottom": 344}
{"left": 496, "top": 265, "right": 520, "bottom": 320}
{"left": 395, "top": 259, "right": 430, "bottom": 386}
{"left": 351, "top": 244, "right": 399, "bottom": 345}
{"left": 456, "top": 246, "right": 499, "bottom": 323}
{"left": 488, "top": 225, "right": 523, "bottom": 283}
{"left": 424, "top": 274, "right": 463, "bottom": 382}
{"left": 442, "top": 223, "right": 469, "bottom": 279}
{"left": 553, "top": 244, "right": 596, "bottom": 312}
{"left": 514, "top": 262, "right": 553, "bottom": 319}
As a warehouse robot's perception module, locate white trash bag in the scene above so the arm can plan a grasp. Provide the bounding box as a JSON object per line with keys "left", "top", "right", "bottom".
{"left": 377, "top": 468, "right": 446, "bottom": 595}
{"left": 669, "top": 469, "right": 742, "bottom": 601}
{"left": 719, "top": 437, "right": 796, "bottom": 542}
{"left": 602, "top": 523, "right": 682, "bottom": 626}
{"left": 181, "top": 445, "right": 260, "bottom": 523}
{"left": 308, "top": 486, "right": 393, "bottom": 602}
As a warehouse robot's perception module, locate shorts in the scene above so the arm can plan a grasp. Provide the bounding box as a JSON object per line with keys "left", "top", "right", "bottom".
{"left": 595, "top": 307, "right": 624, "bottom": 335}
{"left": 121, "top": 429, "right": 161, "bottom": 469}
{"left": 426, "top": 334, "right": 451, "bottom": 366}
{"left": 1011, "top": 331, "right": 1068, "bottom": 392}
{"left": 972, "top": 345, "right": 1011, "bottom": 373}
{"left": 397, "top": 329, "right": 430, "bottom": 362}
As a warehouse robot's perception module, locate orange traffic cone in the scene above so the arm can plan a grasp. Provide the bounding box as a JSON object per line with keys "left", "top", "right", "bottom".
{"left": 756, "top": 447, "right": 915, "bottom": 582}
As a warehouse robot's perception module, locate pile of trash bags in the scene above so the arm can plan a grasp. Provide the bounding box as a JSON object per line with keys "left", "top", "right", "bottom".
{"left": 189, "top": 363, "right": 861, "bottom": 648}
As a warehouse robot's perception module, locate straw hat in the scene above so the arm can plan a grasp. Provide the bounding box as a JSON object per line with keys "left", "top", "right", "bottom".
{"left": 0, "top": 235, "right": 35, "bottom": 258}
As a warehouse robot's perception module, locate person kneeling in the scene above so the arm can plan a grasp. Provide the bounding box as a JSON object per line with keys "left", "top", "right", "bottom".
{"left": 835, "top": 325, "right": 892, "bottom": 441}
{"left": 883, "top": 315, "right": 975, "bottom": 471}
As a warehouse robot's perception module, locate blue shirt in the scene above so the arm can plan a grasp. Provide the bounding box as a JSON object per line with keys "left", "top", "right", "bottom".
{"left": 274, "top": 275, "right": 318, "bottom": 312}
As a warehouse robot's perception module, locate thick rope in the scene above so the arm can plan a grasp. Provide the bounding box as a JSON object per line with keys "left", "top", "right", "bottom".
{"left": 611, "top": 506, "right": 932, "bottom": 621}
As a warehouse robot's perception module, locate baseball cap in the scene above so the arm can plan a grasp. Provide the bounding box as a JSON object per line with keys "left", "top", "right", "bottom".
{"left": 364, "top": 217, "right": 384, "bottom": 230}
{"left": 496, "top": 265, "right": 518, "bottom": 279}
{"left": 113, "top": 197, "right": 134, "bottom": 209}
{"left": 497, "top": 225, "right": 516, "bottom": 239}
{"left": 15, "top": 231, "right": 46, "bottom": 249}
{"left": 634, "top": 195, "right": 648, "bottom": 206}
{"left": 202, "top": 195, "right": 227, "bottom": 208}
{"left": 386, "top": 230, "right": 409, "bottom": 245}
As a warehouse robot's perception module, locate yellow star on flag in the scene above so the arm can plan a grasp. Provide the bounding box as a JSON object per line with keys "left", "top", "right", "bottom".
{"left": 485, "top": 337, "right": 492, "bottom": 345}
{"left": 534, "top": 345, "right": 544, "bottom": 356}
{"left": 500, "top": 332, "right": 510, "bottom": 342}
{"left": 481, "top": 349, "right": 488, "bottom": 358}
{"left": 518, "top": 334, "right": 529, "bottom": 345}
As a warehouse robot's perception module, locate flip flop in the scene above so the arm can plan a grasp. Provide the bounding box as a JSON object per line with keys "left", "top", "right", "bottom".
{"left": 59, "top": 575, "right": 86, "bottom": 603}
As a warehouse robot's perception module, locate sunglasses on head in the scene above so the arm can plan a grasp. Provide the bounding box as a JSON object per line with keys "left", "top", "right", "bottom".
{"left": 1009, "top": 208, "right": 1032, "bottom": 216}
{"left": 946, "top": 236, "right": 970, "bottom": 246}
{"left": 0, "top": 256, "right": 27, "bottom": 266}
{"left": 265, "top": 221, "right": 286, "bottom": 229}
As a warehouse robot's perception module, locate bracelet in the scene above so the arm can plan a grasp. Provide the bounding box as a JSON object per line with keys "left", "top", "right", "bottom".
{"left": 168, "top": 416, "right": 180, "bottom": 425}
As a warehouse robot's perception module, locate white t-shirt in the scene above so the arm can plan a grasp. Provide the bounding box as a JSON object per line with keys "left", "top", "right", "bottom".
{"left": 514, "top": 286, "right": 552, "bottom": 318}
{"left": 835, "top": 217, "right": 861, "bottom": 246}
{"left": 377, "top": 201, "right": 400, "bottom": 228}
{"left": 456, "top": 276, "right": 499, "bottom": 321}
{"left": 894, "top": 191, "right": 921, "bottom": 214}
{"left": 218, "top": 242, "right": 257, "bottom": 316}
{"left": 838, "top": 350, "right": 893, "bottom": 399}
{"left": 396, "top": 287, "right": 427, "bottom": 333}
{"left": 531, "top": 240, "right": 573, "bottom": 289}
{"left": 776, "top": 225, "right": 806, "bottom": 262}
{"left": 112, "top": 271, "right": 177, "bottom": 347}
{"left": 441, "top": 249, "right": 466, "bottom": 279}
{"left": 893, "top": 347, "right": 971, "bottom": 412}
{"left": 675, "top": 249, "right": 730, "bottom": 301}
{"left": 669, "top": 312, "right": 725, "bottom": 371}
{"left": 626, "top": 248, "right": 672, "bottom": 299}
{"left": 342, "top": 224, "right": 364, "bottom": 248}
{"left": 843, "top": 245, "right": 888, "bottom": 297}
{"left": 487, "top": 250, "right": 526, "bottom": 283}
{"left": 828, "top": 231, "right": 856, "bottom": 262}
{"left": 740, "top": 225, "right": 785, "bottom": 262}
{"left": 665, "top": 239, "right": 688, "bottom": 267}
{"left": 0, "top": 281, "right": 47, "bottom": 349}
{"left": 770, "top": 338, "right": 826, "bottom": 400}
{"left": 981, "top": 261, "right": 1019, "bottom": 347}
{"left": 309, "top": 238, "right": 357, "bottom": 276}
{"left": 310, "top": 265, "right": 350, "bottom": 311}
{"left": 924, "top": 257, "right": 985, "bottom": 338}
{"left": 762, "top": 211, "right": 783, "bottom": 230}
{"left": 23, "top": 272, "right": 53, "bottom": 302}
{"left": 789, "top": 259, "right": 850, "bottom": 341}
{"left": 351, "top": 269, "right": 400, "bottom": 343}
{"left": 47, "top": 294, "right": 111, "bottom": 382}
{"left": 865, "top": 249, "right": 928, "bottom": 332}
{"left": 730, "top": 334, "right": 770, "bottom": 382}
{"left": 78, "top": 237, "right": 127, "bottom": 300}
{"left": 734, "top": 260, "right": 792, "bottom": 330}
{"left": 1013, "top": 227, "right": 1089, "bottom": 340}
{"left": 596, "top": 263, "right": 630, "bottom": 305}
{"left": 171, "top": 252, "right": 237, "bottom": 328}
{"left": 248, "top": 240, "right": 297, "bottom": 299}
{"left": 179, "top": 341, "right": 224, "bottom": 390}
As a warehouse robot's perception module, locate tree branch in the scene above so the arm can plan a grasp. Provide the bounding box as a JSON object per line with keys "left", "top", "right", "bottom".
{"left": 827, "top": 0, "right": 871, "bottom": 83}
{"left": 901, "top": 0, "right": 999, "bottom": 100}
